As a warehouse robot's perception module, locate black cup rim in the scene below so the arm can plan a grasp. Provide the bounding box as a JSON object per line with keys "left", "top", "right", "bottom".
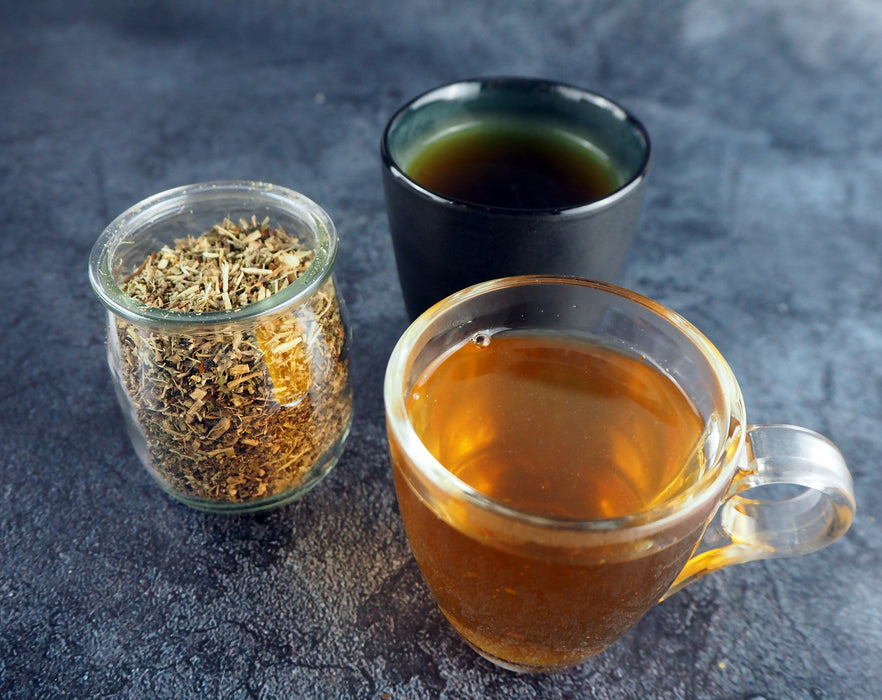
{"left": 380, "top": 76, "right": 652, "bottom": 216}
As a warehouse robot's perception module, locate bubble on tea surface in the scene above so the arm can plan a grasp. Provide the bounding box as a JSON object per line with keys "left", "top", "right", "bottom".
{"left": 472, "top": 333, "right": 492, "bottom": 349}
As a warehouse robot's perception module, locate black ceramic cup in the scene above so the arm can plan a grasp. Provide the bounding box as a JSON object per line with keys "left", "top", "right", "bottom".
{"left": 381, "top": 77, "right": 651, "bottom": 319}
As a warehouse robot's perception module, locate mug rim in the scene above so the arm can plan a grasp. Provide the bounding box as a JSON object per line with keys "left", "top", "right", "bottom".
{"left": 88, "top": 180, "right": 338, "bottom": 328}
{"left": 383, "top": 275, "right": 745, "bottom": 537}
{"left": 380, "top": 76, "right": 652, "bottom": 217}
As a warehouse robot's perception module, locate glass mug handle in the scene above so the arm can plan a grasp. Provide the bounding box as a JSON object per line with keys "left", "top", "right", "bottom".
{"left": 662, "top": 424, "right": 856, "bottom": 600}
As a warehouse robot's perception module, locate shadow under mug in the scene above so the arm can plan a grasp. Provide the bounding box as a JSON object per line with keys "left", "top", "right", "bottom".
{"left": 381, "top": 77, "right": 651, "bottom": 320}
{"left": 384, "top": 276, "right": 855, "bottom": 672}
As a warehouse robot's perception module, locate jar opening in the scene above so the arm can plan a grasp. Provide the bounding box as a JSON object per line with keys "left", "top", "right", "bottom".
{"left": 88, "top": 181, "right": 338, "bottom": 328}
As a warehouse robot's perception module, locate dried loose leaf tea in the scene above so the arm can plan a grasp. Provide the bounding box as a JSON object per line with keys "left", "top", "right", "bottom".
{"left": 114, "top": 216, "right": 351, "bottom": 504}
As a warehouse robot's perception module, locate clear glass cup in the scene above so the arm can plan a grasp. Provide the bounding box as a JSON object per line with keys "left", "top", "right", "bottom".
{"left": 89, "top": 181, "right": 353, "bottom": 513}
{"left": 384, "top": 276, "right": 855, "bottom": 671}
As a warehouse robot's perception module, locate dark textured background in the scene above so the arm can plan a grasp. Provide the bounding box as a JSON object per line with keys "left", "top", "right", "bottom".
{"left": 2, "top": 2, "right": 880, "bottom": 698}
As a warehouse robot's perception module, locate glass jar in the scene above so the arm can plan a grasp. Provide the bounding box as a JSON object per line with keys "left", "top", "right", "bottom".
{"left": 89, "top": 181, "right": 353, "bottom": 513}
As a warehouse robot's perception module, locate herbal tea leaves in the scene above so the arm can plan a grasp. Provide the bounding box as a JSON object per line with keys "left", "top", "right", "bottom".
{"left": 114, "top": 217, "right": 351, "bottom": 504}
{"left": 121, "top": 216, "right": 313, "bottom": 312}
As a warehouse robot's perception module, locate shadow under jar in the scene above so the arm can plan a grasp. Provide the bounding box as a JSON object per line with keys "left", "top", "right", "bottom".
{"left": 89, "top": 181, "right": 353, "bottom": 513}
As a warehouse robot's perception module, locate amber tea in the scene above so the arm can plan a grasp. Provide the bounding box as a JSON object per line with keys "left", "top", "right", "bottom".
{"left": 390, "top": 330, "right": 707, "bottom": 668}
{"left": 404, "top": 117, "right": 623, "bottom": 210}
{"left": 407, "top": 331, "right": 704, "bottom": 517}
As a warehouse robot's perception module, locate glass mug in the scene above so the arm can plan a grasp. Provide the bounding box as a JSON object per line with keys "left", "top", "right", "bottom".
{"left": 384, "top": 276, "right": 855, "bottom": 672}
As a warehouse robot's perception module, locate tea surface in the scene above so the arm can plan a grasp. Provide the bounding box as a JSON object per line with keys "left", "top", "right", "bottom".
{"left": 406, "top": 331, "right": 704, "bottom": 519}
{"left": 404, "top": 118, "right": 622, "bottom": 209}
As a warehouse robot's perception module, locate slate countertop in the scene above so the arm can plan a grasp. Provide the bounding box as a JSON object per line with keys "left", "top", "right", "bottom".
{"left": 2, "top": 2, "right": 880, "bottom": 698}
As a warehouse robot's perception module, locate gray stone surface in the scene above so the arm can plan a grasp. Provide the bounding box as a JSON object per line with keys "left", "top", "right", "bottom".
{"left": 1, "top": 1, "right": 880, "bottom": 697}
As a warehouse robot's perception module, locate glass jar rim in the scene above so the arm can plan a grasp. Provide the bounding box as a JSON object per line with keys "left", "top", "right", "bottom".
{"left": 383, "top": 275, "right": 745, "bottom": 537}
{"left": 88, "top": 180, "right": 338, "bottom": 328}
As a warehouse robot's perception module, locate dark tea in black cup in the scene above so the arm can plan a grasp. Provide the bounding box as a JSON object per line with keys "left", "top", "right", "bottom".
{"left": 404, "top": 114, "right": 623, "bottom": 210}
{"left": 381, "top": 77, "right": 651, "bottom": 319}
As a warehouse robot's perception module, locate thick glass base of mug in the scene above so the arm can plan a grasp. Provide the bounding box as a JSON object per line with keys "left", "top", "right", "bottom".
{"left": 466, "top": 642, "right": 588, "bottom": 674}
{"left": 128, "top": 412, "right": 353, "bottom": 514}
{"left": 443, "top": 611, "right": 602, "bottom": 674}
